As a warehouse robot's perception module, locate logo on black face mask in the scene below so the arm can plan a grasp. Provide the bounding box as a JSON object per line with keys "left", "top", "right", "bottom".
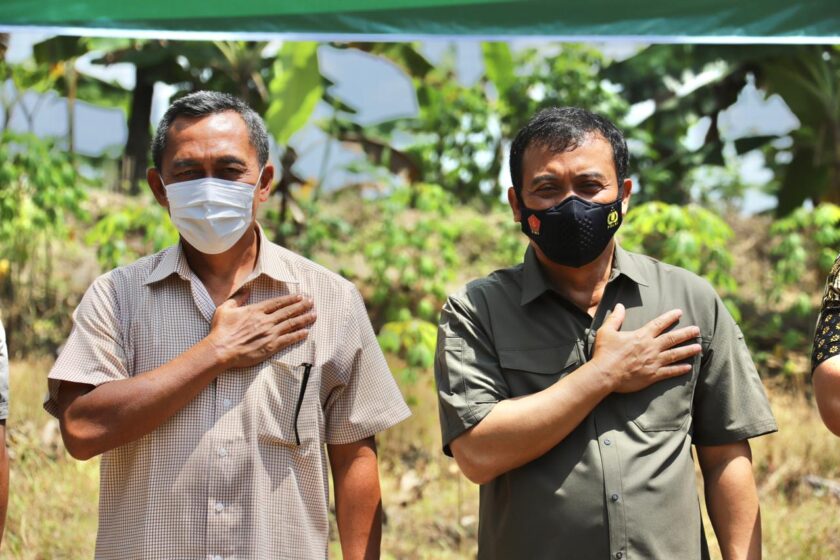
{"left": 607, "top": 209, "right": 619, "bottom": 228}
{"left": 527, "top": 214, "right": 541, "bottom": 235}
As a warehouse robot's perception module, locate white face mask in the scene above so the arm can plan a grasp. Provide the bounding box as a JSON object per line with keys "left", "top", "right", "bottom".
{"left": 163, "top": 169, "right": 263, "bottom": 255}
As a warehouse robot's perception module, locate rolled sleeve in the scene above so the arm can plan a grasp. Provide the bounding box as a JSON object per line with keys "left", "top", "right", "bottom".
{"left": 435, "top": 293, "right": 509, "bottom": 456}
{"left": 44, "top": 274, "right": 130, "bottom": 418}
{"left": 812, "top": 254, "right": 840, "bottom": 372}
{"left": 0, "top": 320, "right": 8, "bottom": 420}
{"left": 692, "top": 295, "right": 777, "bottom": 446}
{"left": 323, "top": 286, "right": 410, "bottom": 445}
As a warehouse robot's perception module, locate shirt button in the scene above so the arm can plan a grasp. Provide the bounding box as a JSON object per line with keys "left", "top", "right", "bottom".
{"left": 217, "top": 447, "right": 228, "bottom": 458}
{"left": 223, "top": 398, "right": 232, "bottom": 408}
{"left": 603, "top": 438, "right": 611, "bottom": 446}
{"left": 615, "top": 552, "right": 624, "bottom": 559}
{"left": 610, "top": 494, "right": 620, "bottom": 502}
{"left": 214, "top": 502, "right": 224, "bottom": 513}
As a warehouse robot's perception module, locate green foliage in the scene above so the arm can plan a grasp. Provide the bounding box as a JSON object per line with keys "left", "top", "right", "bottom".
{"left": 0, "top": 132, "right": 88, "bottom": 352}
{"left": 403, "top": 68, "right": 503, "bottom": 200}
{"left": 620, "top": 201, "right": 737, "bottom": 295}
{"left": 769, "top": 203, "right": 840, "bottom": 294}
{"left": 761, "top": 47, "right": 840, "bottom": 213}
{"left": 481, "top": 42, "right": 515, "bottom": 98}
{"left": 0, "top": 132, "right": 87, "bottom": 258}
{"left": 85, "top": 196, "right": 179, "bottom": 270}
{"left": 492, "top": 44, "right": 630, "bottom": 141}
{"left": 266, "top": 42, "right": 324, "bottom": 145}
{"left": 377, "top": 319, "right": 437, "bottom": 385}
{"left": 279, "top": 183, "right": 524, "bottom": 387}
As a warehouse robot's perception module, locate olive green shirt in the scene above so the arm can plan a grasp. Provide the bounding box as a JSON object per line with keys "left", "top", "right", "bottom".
{"left": 435, "top": 245, "right": 777, "bottom": 560}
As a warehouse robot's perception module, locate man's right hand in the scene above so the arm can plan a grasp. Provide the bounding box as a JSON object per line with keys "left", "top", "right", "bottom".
{"left": 592, "top": 304, "right": 702, "bottom": 394}
{"left": 208, "top": 289, "right": 316, "bottom": 369}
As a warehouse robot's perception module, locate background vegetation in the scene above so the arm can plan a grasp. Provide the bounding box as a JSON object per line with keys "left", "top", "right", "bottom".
{"left": 1, "top": 36, "right": 840, "bottom": 558}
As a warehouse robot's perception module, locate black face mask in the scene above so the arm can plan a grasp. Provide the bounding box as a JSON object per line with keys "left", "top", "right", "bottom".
{"left": 518, "top": 188, "right": 624, "bottom": 268}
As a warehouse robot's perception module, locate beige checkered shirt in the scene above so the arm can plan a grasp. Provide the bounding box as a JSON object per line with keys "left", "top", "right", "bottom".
{"left": 45, "top": 226, "right": 411, "bottom": 560}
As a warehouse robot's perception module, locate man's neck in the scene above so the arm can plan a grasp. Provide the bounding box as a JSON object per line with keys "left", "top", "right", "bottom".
{"left": 182, "top": 225, "right": 261, "bottom": 306}
{"left": 538, "top": 240, "right": 616, "bottom": 317}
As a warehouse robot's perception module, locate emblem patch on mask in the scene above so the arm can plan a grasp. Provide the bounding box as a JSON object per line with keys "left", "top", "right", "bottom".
{"left": 527, "top": 214, "right": 541, "bottom": 235}
{"left": 607, "top": 209, "right": 619, "bottom": 228}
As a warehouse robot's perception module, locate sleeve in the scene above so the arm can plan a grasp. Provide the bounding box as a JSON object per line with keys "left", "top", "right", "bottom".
{"left": 692, "top": 293, "right": 777, "bottom": 446}
{"left": 435, "top": 292, "right": 510, "bottom": 456}
{"left": 0, "top": 320, "right": 8, "bottom": 420}
{"left": 323, "top": 286, "right": 411, "bottom": 445}
{"left": 43, "top": 274, "right": 130, "bottom": 418}
{"left": 812, "top": 253, "right": 840, "bottom": 372}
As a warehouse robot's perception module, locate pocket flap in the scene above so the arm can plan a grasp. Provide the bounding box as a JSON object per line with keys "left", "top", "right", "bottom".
{"left": 498, "top": 344, "right": 580, "bottom": 375}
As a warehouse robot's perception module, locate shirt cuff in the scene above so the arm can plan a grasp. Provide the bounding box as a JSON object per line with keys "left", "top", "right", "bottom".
{"left": 692, "top": 418, "right": 778, "bottom": 447}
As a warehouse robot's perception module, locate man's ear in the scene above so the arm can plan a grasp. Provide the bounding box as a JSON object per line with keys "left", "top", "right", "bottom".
{"left": 257, "top": 164, "right": 275, "bottom": 203}
{"left": 147, "top": 168, "right": 168, "bottom": 209}
{"left": 507, "top": 187, "right": 522, "bottom": 223}
{"left": 620, "top": 178, "right": 633, "bottom": 216}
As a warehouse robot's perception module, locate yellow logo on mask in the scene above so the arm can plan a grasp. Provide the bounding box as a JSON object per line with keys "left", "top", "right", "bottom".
{"left": 607, "top": 209, "right": 619, "bottom": 228}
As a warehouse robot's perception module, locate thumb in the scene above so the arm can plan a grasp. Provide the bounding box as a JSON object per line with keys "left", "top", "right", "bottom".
{"left": 227, "top": 286, "right": 251, "bottom": 307}
{"left": 601, "top": 303, "right": 625, "bottom": 331}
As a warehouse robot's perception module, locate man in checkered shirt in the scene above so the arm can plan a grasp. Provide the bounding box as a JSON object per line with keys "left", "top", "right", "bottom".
{"left": 45, "top": 91, "right": 410, "bottom": 559}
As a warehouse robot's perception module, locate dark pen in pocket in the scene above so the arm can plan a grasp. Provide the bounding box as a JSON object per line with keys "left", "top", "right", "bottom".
{"left": 293, "top": 363, "right": 313, "bottom": 446}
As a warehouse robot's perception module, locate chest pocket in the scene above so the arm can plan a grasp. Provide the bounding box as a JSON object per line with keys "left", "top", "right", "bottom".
{"left": 621, "top": 338, "right": 700, "bottom": 432}
{"left": 498, "top": 343, "right": 582, "bottom": 397}
{"left": 254, "top": 360, "right": 318, "bottom": 447}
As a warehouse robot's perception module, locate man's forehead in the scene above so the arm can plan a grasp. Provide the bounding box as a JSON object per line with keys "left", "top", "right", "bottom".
{"left": 522, "top": 134, "right": 615, "bottom": 174}
{"left": 163, "top": 111, "right": 257, "bottom": 163}
{"left": 169, "top": 110, "right": 246, "bottom": 133}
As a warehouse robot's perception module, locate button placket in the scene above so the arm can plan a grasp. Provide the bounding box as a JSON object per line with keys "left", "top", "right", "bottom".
{"left": 594, "top": 413, "right": 627, "bottom": 560}
{"left": 207, "top": 375, "right": 236, "bottom": 558}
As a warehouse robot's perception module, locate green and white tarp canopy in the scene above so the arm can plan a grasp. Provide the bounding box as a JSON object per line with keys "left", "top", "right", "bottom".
{"left": 0, "top": 0, "right": 838, "bottom": 43}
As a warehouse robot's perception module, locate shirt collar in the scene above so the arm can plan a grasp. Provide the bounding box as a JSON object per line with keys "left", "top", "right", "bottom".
{"left": 519, "top": 242, "right": 649, "bottom": 306}
{"left": 143, "top": 223, "right": 298, "bottom": 286}
{"left": 612, "top": 243, "right": 650, "bottom": 288}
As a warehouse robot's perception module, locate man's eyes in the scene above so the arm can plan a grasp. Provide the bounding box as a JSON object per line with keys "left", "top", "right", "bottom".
{"left": 175, "top": 167, "right": 245, "bottom": 178}
{"left": 577, "top": 182, "right": 604, "bottom": 192}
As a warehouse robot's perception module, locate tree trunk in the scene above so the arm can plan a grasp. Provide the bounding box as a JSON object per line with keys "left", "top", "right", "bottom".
{"left": 123, "top": 68, "right": 155, "bottom": 194}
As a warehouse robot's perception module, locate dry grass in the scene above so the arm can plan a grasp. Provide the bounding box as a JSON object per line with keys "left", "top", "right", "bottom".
{"left": 5, "top": 358, "right": 99, "bottom": 559}
{"left": 4, "top": 360, "right": 839, "bottom": 559}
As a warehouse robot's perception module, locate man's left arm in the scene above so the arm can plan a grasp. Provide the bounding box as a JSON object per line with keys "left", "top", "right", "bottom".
{"left": 814, "top": 356, "right": 840, "bottom": 435}
{"left": 697, "top": 442, "right": 761, "bottom": 560}
{"left": 324, "top": 286, "right": 411, "bottom": 558}
{"left": 328, "top": 437, "right": 382, "bottom": 560}
{"left": 812, "top": 254, "right": 840, "bottom": 435}
{"left": 691, "top": 289, "right": 777, "bottom": 559}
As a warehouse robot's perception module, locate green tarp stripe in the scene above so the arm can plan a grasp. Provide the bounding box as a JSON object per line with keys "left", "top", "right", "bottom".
{"left": 0, "top": 0, "right": 837, "bottom": 39}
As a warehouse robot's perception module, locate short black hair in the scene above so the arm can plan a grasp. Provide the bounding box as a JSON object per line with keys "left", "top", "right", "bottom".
{"left": 151, "top": 90, "right": 270, "bottom": 170}
{"left": 509, "top": 107, "right": 629, "bottom": 194}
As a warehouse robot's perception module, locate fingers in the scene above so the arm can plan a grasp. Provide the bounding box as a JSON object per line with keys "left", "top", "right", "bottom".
{"left": 267, "top": 298, "right": 314, "bottom": 325}
{"left": 601, "top": 303, "right": 626, "bottom": 331}
{"left": 658, "top": 343, "right": 702, "bottom": 366}
{"left": 272, "top": 309, "right": 317, "bottom": 335}
{"left": 655, "top": 363, "right": 694, "bottom": 379}
{"left": 656, "top": 325, "right": 701, "bottom": 351}
{"left": 256, "top": 294, "right": 305, "bottom": 313}
{"left": 261, "top": 328, "right": 310, "bottom": 358}
{"left": 644, "top": 309, "right": 683, "bottom": 336}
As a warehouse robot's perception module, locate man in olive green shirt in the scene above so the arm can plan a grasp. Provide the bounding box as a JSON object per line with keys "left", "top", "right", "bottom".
{"left": 435, "top": 107, "right": 776, "bottom": 560}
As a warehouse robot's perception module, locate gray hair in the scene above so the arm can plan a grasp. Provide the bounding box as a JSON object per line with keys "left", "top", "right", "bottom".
{"left": 151, "top": 90, "right": 270, "bottom": 169}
